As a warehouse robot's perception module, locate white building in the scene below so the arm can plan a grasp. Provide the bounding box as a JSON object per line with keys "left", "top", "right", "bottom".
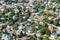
{"left": 19, "top": 25, "right": 25, "bottom": 30}
{"left": 0, "top": 0, "right": 5, "bottom": 3}
{"left": 57, "top": 27, "right": 60, "bottom": 34}
{"left": 1, "top": 34, "right": 10, "bottom": 40}
{"left": 49, "top": 33, "right": 57, "bottom": 40}
{"left": 29, "top": 0, "right": 35, "bottom": 6}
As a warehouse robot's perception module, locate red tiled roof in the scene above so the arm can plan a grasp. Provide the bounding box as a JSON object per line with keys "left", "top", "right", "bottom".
{"left": 36, "top": 31, "right": 41, "bottom": 37}
{"left": 14, "top": 7, "right": 19, "bottom": 13}
{"left": 48, "top": 16, "right": 54, "bottom": 20}
{"left": 39, "top": 16, "right": 45, "bottom": 20}
{"left": 48, "top": 24, "right": 53, "bottom": 32}
{"left": 21, "top": 37, "right": 27, "bottom": 40}
{"left": 0, "top": 23, "right": 2, "bottom": 26}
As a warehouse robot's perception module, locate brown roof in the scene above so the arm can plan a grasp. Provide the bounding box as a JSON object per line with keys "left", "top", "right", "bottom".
{"left": 22, "top": 12, "right": 26, "bottom": 15}
{"left": 0, "top": 23, "right": 2, "bottom": 27}
{"left": 21, "top": 37, "right": 27, "bottom": 40}
{"left": 39, "top": 16, "right": 45, "bottom": 18}
{"left": 14, "top": 7, "right": 19, "bottom": 13}
{"left": 48, "top": 10, "right": 54, "bottom": 14}
{"left": 48, "top": 16, "right": 54, "bottom": 20}
{"left": 36, "top": 31, "right": 41, "bottom": 37}
{"left": 6, "top": 4, "right": 11, "bottom": 8}
{"left": 48, "top": 24, "right": 53, "bottom": 32}
{"left": 39, "top": 21, "right": 44, "bottom": 25}
{"left": 5, "top": 12, "right": 10, "bottom": 16}
{"left": 39, "top": 16, "right": 45, "bottom": 20}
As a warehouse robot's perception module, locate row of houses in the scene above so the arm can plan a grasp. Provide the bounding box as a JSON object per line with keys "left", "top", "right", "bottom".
{"left": 0, "top": 0, "right": 60, "bottom": 40}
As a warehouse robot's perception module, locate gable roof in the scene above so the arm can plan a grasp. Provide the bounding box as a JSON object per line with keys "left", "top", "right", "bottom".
{"left": 48, "top": 16, "right": 54, "bottom": 20}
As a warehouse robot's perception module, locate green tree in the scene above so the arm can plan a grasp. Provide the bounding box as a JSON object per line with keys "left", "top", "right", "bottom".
{"left": 40, "top": 27, "right": 46, "bottom": 35}
{"left": 42, "top": 23, "right": 48, "bottom": 28}
{"left": 45, "top": 29, "right": 51, "bottom": 35}
{"left": 42, "top": 36, "right": 49, "bottom": 40}
{"left": 40, "top": 25, "right": 51, "bottom": 35}
{"left": 56, "top": 36, "right": 60, "bottom": 40}
{"left": 51, "top": 0, "right": 60, "bottom": 3}
{"left": 53, "top": 21, "right": 59, "bottom": 26}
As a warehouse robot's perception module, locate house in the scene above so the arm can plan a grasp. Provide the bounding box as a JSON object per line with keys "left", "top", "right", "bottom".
{"left": 12, "top": 15, "right": 18, "bottom": 20}
{"left": 56, "top": 9, "right": 59, "bottom": 12}
{"left": 1, "top": 34, "right": 10, "bottom": 40}
{"left": 48, "top": 16, "right": 54, "bottom": 20}
{"left": 48, "top": 1, "right": 52, "bottom": 5}
{"left": 29, "top": 0, "right": 35, "bottom": 6}
{"left": 19, "top": 24, "right": 25, "bottom": 31}
{"left": 6, "top": 4, "right": 11, "bottom": 8}
{"left": 0, "top": 0, "right": 5, "bottom": 3}
{"left": 58, "top": 15, "right": 60, "bottom": 18}
{"left": 0, "top": 4, "right": 5, "bottom": 12}
{"left": 49, "top": 33, "right": 57, "bottom": 40}
{"left": 0, "top": 6, "right": 4, "bottom": 12}
{"left": 36, "top": 30, "right": 41, "bottom": 37}
{"left": 57, "top": 27, "right": 60, "bottom": 34}
{"left": 30, "top": 8, "right": 34, "bottom": 12}
{"left": 0, "top": 17, "right": 4, "bottom": 20}
{"left": 0, "top": 5, "right": 2, "bottom": 9}
{"left": 35, "top": 26, "right": 39, "bottom": 30}
{"left": 15, "top": 30, "right": 21, "bottom": 35}
{"left": 48, "top": 10, "right": 55, "bottom": 14}
{"left": 39, "top": 16, "right": 45, "bottom": 20}
{"left": 27, "top": 18, "right": 32, "bottom": 22}
{"left": 20, "top": 37, "right": 27, "bottom": 40}
{"left": 5, "top": 12, "right": 11, "bottom": 16}
{"left": 6, "top": 25, "right": 12, "bottom": 32}
{"left": 0, "top": 23, "right": 2, "bottom": 27}
{"left": 22, "top": 11, "right": 26, "bottom": 15}
{"left": 11, "top": 3, "right": 15, "bottom": 8}
{"left": 48, "top": 24, "right": 53, "bottom": 33}
{"left": 20, "top": 22, "right": 26, "bottom": 25}
{"left": 39, "top": 21, "right": 44, "bottom": 25}
{"left": 16, "top": 38, "right": 21, "bottom": 40}
{"left": 30, "top": 13, "right": 37, "bottom": 18}
{"left": 28, "top": 27, "right": 35, "bottom": 33}
{"left": 14, "top": 6, "right": 19, "bottom": 13}
{"left": 34, "top": 13, "right": 40, "bottom": 15}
